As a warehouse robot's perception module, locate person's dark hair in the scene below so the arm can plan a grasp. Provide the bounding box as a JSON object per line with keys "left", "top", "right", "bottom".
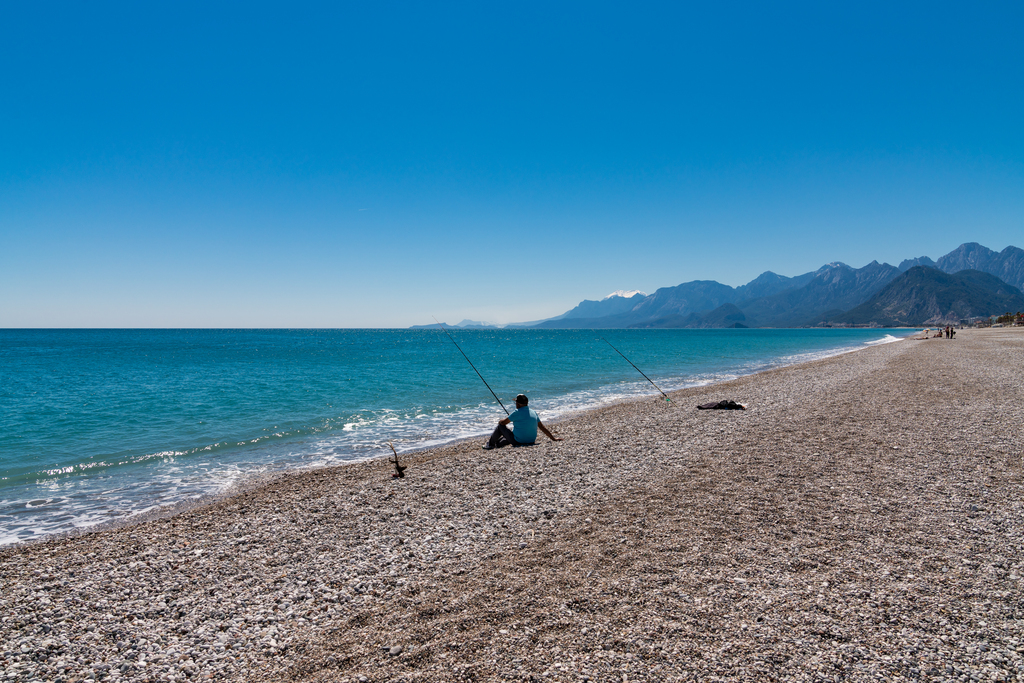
{"left": 515, "top": 394, "right": 528, "bottom": 405}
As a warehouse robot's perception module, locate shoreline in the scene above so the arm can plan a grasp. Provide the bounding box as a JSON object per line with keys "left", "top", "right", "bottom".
{"left": 1, "top": 329, "right": 911, "bottom": 550}
{"left": 2, "top": 328, "right": 1021, "bottom": 682}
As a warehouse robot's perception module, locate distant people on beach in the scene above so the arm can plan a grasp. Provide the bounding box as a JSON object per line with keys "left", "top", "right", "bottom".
{"left": 482, "top": 394, "right": 562, "bottom": 450}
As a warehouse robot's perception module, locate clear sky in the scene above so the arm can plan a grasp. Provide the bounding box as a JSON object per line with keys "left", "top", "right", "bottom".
{"left": 2, "top": 1, "right": 1022, "bottom": 327}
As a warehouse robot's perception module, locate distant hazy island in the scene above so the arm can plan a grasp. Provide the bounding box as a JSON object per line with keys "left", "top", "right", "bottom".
{"left": 415, "top": 242, "right": 1024, "bottom": 329}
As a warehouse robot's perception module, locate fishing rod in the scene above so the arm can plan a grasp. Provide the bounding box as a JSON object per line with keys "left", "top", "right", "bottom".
{"left": 434, "top": 317, "right": 510, "bottom": 415}
{"left": 601, "top": 337, "right": 672, "bottom": 403}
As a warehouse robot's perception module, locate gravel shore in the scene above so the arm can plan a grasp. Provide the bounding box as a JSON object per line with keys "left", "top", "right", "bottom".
{"left": 2, "top": 328, "right": 1022, "bottom": 683}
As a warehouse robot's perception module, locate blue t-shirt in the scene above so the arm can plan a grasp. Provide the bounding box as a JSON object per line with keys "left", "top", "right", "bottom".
{"left": 508, "top": 406, "right": 539, "bottom": 444}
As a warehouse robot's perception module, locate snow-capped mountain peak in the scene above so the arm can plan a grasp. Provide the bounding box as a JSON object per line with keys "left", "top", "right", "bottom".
{"left": 603, "top": 290, "right": 647, "bottom": 300}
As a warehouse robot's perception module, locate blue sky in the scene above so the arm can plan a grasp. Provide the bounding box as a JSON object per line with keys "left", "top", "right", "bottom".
{"left": 2, "top": 1, "right": 1022, "bottom": 327}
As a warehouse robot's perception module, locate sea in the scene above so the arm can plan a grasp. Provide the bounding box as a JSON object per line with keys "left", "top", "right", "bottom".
{"left": 0, "top": 328, "right": 908, "bottom": 546}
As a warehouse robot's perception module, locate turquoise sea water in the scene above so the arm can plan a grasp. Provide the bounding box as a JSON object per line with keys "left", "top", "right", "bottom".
{"left": 0, "top": 328, "right": 907, "bottom": 545}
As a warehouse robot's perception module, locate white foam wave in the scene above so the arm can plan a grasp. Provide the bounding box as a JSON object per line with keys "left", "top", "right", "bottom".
{"left": 863, "top": 334, "right": 905, "bottom": 345}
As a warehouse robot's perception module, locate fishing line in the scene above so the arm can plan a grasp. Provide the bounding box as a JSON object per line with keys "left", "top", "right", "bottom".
{"left": 434, "top": 317, "right": 510, "bottom": 415}
{"left": 601, "top": 337, "right": 673, "bottom": 403}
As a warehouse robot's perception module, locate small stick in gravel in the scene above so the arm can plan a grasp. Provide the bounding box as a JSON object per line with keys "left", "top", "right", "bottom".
{"left": 387, "top": 442, "right": 407, "bottom": 478}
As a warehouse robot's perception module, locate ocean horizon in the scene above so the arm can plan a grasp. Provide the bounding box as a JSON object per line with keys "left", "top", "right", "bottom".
{"left": 0, "top": 327, "right": 909, "bottom": 545}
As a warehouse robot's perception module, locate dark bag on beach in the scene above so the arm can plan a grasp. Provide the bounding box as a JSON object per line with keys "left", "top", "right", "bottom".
{"left": 697, "top": 400, "right": 745, "bottom": 410}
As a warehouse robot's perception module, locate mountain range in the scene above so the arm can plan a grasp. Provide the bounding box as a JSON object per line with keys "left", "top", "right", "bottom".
{"left": 834, "top": 268, "right": 1024, "bottom": 327}
{"left": 419, "top": 243, "right": 1024, "bottom": 329}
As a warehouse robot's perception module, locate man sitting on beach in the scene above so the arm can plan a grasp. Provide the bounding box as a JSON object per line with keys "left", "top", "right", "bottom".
{"left": 482, "top": 394, "right": 562, "bottom": 450}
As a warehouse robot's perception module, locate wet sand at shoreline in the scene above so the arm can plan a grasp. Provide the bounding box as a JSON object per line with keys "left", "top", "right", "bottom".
{"left": 2, "top": 328, "right": 1022, "bottom": 682}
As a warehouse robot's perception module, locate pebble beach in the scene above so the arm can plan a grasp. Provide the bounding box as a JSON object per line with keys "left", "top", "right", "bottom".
{"left": 2, "top": 327, "right": 1022, "bottom": 682}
